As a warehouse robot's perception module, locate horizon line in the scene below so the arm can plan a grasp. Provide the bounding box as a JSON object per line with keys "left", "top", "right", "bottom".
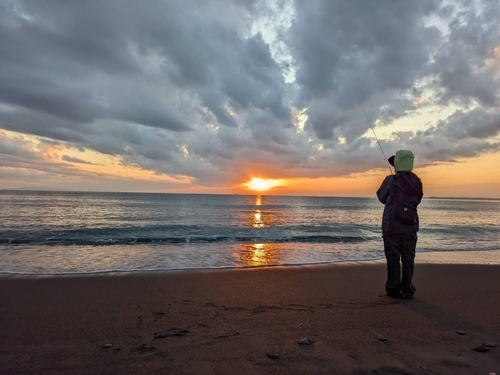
{"left": 1, "top": 189, "right": 500, "bottom": 201}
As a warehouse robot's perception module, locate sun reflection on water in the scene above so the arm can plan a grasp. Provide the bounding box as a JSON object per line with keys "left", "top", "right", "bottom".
{"left": 253, "top": 210, "right": 264, "bottom": 228}
{"left": 250, "top": 243, "right": 267, "bottom": 264}
{"left": 236, "top": 195, "right": 286, "bottom": 265}
{"left": 238, "top": 243, "right": 282, "bottom": 266}
{"left": 255, "top": 195, "right": 262, "bottom": 206}
{"left": 252, "top": 195, "right": 265, "bottom": 228}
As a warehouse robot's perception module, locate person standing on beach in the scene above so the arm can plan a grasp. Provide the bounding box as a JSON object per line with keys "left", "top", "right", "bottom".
{"left": 377, "top": 150, "right": 423, "bottom": 299}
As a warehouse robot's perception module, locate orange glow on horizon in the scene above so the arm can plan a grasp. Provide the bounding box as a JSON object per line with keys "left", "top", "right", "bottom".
{"left": 2, "top": 128, "right": 499, "bottom": 198}
{"left": 243, "top": 178, "right": 285, "bottom": 191}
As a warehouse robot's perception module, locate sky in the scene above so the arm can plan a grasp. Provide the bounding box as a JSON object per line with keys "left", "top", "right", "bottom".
{"left": 1, "top": 0, "right": 499, "bottom": 198}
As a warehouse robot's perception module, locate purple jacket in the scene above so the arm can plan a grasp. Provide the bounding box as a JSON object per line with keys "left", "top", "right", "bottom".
{"left": 377, "top": 171, "right": 423, "bottom": 233}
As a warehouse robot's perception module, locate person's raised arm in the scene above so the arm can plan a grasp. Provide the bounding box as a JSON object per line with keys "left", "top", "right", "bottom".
{"left": 376, "top": 175, "right": 393, "bottom": 204}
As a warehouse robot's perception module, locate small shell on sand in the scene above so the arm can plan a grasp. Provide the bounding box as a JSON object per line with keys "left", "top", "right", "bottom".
{"left": 298, "top": 337, "right": 314, "bottom": 345}
{"left": 102, "top": 343, "right": 113, "bottom": 349}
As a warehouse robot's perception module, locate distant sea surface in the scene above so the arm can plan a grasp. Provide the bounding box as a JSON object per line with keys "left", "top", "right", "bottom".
{"left": 1, "top": 191, "right": 499, "bottom": 274}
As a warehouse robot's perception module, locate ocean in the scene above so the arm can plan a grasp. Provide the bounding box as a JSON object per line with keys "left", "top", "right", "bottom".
{"left": 1, "top": 191, "right": 499, "bottom": 275}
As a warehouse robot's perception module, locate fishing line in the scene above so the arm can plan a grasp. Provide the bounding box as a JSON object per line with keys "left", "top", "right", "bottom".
{"left": 364, "top": 112, "right": 393, "bottom": 175}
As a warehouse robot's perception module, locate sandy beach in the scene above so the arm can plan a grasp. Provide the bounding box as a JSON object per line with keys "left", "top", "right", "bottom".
{"left": 1, "top": 257, "right": 499, "bottom": 375}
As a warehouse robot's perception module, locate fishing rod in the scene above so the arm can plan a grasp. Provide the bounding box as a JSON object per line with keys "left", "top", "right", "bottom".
{"left": 364, "top": 112, "right": 393, "bottom": 175}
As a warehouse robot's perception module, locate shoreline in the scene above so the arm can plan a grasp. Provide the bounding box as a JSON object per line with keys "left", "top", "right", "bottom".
{"left": 1, "top": 260, "right": 499, "bottom": 374}
{"left": 1, "top": 249, "right": 500, "bottom": 279}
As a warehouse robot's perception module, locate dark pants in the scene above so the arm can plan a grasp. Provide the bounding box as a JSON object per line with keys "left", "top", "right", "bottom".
{"left": 383, "top": 232, "right": 417, "bottom": 296}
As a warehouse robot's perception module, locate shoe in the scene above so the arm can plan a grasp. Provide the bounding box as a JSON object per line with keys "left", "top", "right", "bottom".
{"left": 402, "top": 293, "right": 413, "bottom": 299}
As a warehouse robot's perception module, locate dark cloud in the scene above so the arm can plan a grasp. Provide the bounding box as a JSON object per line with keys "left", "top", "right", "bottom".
{"left": 429, "top": 1, "right": 500, "bottom": 107}
{"left": 289, "top": 0, "right": 441, "bottom": 140}
{"left": 61, "top": 155, "right": 94, "bottom": 165}
{"left": 0, "top": 0, "right": 499, "bottom": 190}
{"left": 440, "top": 108, "right": 500, "bottom": 140}
{"left": 0, "top": 107, "right": 90, "bottom": 143}
{"left": 387, "top": 107, "right": 500, "bottom": 163}
{"left": 0, "top": 133, "right": 36, "bottom": 158}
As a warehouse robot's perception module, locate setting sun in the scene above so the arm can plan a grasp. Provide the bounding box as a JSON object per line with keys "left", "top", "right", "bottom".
{"left": 243, "top": 178, "right": 284, "bottom": 191}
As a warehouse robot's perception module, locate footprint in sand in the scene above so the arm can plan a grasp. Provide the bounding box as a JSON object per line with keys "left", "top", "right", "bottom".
{"left": 196, "top": 323, "right": 210, "bottom": 334}
{"left": 131, "top": 344, "right": 157, "bottom": 355}
{"left": 154, "top": 327, "right": 190, "bottom": 339}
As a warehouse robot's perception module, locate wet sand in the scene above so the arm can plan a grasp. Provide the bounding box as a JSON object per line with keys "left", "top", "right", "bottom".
{"left": 1, "top": 258, "right": 499, "bottom": 374}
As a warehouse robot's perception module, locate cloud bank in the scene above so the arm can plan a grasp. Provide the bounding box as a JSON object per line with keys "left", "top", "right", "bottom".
{"left": 1, "top": 0, "right": 499, "bottom": 190}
